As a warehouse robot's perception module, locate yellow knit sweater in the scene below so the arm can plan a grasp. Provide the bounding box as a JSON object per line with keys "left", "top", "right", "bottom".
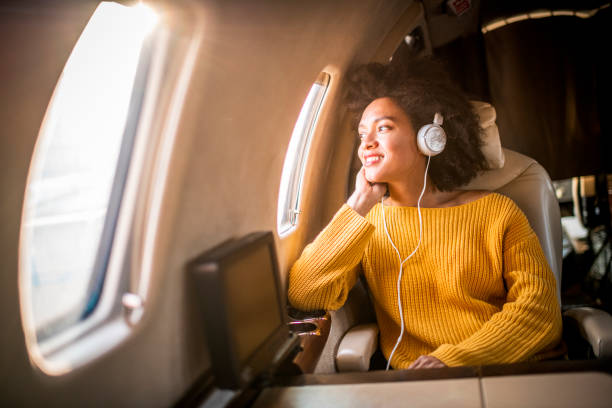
{"left": 288, "top": 193, "right": 562, "bottom": 369}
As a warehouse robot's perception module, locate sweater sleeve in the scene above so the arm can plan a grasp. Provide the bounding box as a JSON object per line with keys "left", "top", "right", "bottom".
{"left": 288, "top": 204, "right": 375, "bottom": 311}
{"left": 429, "top": 208, "right": 563, "bottom": 366}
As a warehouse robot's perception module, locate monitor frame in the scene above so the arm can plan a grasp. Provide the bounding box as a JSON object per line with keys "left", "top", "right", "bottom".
{"left": 189, "top": 231, "right": 297, "bottom": 390}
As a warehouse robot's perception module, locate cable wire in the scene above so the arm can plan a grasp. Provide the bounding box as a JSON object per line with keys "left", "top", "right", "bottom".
{"left": 383, "top": 156, "right": 431, "bottom": 370}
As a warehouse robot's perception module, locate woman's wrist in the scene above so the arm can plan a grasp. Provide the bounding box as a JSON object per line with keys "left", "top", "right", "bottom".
{"left": 347, "top": 191, "right": 378, "bottom": 217}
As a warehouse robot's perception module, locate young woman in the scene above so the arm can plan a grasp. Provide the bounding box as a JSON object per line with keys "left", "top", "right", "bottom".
{"left": 288, "top": 60, "right": 562, "bottom": 370}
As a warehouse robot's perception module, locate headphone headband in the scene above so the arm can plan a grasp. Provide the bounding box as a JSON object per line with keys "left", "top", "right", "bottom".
{"left": 433, "top": 112, "right": 444, "bottom": 126}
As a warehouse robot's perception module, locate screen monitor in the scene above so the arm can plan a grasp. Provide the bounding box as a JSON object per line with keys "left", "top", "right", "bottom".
{"left": 189, "top": 231, "right": 298, "bottom": 389}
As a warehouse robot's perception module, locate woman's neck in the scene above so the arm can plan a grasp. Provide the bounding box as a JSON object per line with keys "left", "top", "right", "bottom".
{"left": 385, "top": 179, "right": 463, "bottom": 208}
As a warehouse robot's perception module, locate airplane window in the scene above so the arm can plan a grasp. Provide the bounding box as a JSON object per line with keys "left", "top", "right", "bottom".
{"left": 19, "top": 1, "right": 158, "bottom": 353}
{"left": 277, "top": 72, "right": 330, "bottom": 236}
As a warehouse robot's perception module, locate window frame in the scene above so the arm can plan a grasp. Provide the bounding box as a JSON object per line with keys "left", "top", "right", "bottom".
{"left": 17, "top": 1, "right": 203, "bottom": 375}
{"left": 277, "top": 72, "right": 331, "bottom": 236}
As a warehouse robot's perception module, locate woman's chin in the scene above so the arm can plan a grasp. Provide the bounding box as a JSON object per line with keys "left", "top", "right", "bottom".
{"left": 364, "top": 171, "right": 384, "bottom": 184}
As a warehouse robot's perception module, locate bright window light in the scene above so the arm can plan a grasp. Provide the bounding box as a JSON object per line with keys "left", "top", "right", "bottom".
{"left": 277, "top": 73, "right": 330, "bottom": 236}
{"left": 20, "top": 1, "right": 158, "bottom": 344}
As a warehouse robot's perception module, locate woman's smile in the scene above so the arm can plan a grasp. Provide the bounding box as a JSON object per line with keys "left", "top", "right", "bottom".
{"left": 363, "top": 153, "right": 383, "bottom": 166}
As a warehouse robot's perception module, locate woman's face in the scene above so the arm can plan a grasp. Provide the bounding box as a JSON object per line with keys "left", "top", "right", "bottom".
{"left": 357, "top": 97, "right": 424, "bottom": 184}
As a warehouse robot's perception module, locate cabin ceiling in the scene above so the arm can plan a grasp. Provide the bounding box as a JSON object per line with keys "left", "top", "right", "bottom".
{"left": 420, "top": 0, "right": 612, "bottom": 179}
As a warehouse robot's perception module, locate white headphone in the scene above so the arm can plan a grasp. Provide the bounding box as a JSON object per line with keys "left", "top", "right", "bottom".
{"left": 416, "top": 112, "right": 446, "bottom": 156}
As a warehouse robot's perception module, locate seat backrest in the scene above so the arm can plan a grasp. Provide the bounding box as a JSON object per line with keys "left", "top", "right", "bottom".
{"left": 461, "top": 148, "right": 563, "bottom": 304}
{"left": 461, "top": 101, "right": 562, "bottom": 303}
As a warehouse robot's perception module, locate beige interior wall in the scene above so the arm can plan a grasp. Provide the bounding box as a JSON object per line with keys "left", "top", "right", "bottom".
{"left": 0, "top": 0, "right": 411, "bottom": 405}
{"left": 0, "top": 0, "right": 100, "bottom": 404}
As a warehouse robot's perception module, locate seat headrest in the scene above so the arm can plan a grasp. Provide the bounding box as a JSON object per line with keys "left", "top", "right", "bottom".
{"left": 461, "top": 102, "right": 537, "bottom": 191}
{"left": 471, "top": 101, "right": 505, "bottom": 169}
{"left": 461, "top": 148, "right": 536, "bottom": 191}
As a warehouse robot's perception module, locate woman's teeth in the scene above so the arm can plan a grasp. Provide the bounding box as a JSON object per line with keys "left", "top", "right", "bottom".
{"left": 365, "top": 156, "right": 382, "bottom": 165}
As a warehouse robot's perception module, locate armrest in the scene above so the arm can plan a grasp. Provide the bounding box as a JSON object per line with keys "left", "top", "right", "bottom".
{"left": 563, "top": 307, "right": 612, "bottom": 359}
{"left": 335, "top": 323, "right": 379, "bottom": 372}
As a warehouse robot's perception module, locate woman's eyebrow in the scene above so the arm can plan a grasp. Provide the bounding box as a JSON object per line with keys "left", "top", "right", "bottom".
{"left": 358, "top": 116, "right": 396, "bottom": 130}
{"left": 373, "top": 115, "right": 396, "bottom": 123}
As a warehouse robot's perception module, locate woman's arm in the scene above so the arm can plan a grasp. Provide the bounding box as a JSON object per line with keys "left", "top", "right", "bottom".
{"left": 288, "top": 168, "right": 385, "bottom": 311}
{"left": 428, "top": 209, "right": 563, "bottom": 367}
{"left": 288, "top": 204, "right": 374, "bottom": 310}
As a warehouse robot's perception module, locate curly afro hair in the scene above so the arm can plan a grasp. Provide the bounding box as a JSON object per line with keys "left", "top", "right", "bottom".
{"left": 345, "top": 58, "right": 489, "bottom": 191}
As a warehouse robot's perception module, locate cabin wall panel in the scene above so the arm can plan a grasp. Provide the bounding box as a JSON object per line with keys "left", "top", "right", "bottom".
{"left": 173, "top": 0, "right": 409, "bottom": 278}
{"left": 0, "top": 3, "right": 205, "bottom": 407}
{"left": 1, "top": 0, "right": 410, "bottom": 406}
{"left": 163, "top": 0, "right": 409, "bottom": 399}
{"left": 0, "top": 3, "right": 98, "bottom": 405}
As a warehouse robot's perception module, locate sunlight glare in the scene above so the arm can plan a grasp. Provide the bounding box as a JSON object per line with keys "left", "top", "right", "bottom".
{"left": 21, "top": 0, "right": 159, "bottom": 339}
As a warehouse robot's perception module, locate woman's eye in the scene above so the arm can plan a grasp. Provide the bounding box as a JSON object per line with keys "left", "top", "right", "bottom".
{"left": 378, "top": 125, "right": 390, "bottom": 132}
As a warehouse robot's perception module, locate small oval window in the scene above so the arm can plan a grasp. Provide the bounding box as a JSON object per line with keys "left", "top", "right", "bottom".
{"left": 277, "top": 72, "right": 330, "bottom": 236}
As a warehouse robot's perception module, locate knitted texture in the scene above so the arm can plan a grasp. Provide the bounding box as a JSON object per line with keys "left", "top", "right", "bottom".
{"left": 288, "top": 193, "right": 562, "bottom": 368}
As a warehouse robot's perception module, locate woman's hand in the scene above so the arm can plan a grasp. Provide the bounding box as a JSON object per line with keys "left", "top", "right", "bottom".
{"left": 346, "top": 167, "right": 387, "bottom": 216}
{"left": 408, "top": 355, "right": 446, "bottom": 369}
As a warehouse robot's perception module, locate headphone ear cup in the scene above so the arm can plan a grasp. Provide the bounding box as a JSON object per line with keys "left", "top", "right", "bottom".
{"left": 417, "top": 124, "right": 447, "bottom": 156}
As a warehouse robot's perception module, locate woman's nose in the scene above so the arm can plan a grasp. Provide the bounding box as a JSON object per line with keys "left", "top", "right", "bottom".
{"left": 363, "top": 132, "right": 378, "bottom": 148}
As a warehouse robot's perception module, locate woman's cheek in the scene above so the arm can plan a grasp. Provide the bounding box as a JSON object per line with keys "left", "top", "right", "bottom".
{"left": 357, "top": 149, "right": 365, "bottom": 165}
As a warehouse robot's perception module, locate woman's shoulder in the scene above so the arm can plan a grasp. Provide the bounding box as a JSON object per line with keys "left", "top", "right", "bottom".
{"left": 482, "top": 192, "right": 524, "bottom": 214}
{"left": 462, "top": 193, "right": 534, "bottom": 245}
{"left": 472, "top": 192, "right": 532, "bottom": 231}
{"left": 455, "top": 192, "right": 528, "bottom": 226}
{"left": 460, "top": 191, "right": 518, "bottom": 209}
{"left": 454, "top": 190, "right": 490, "bottom": 206}
{"left": 441, "top": 190, "right": 511, "bottom": 210}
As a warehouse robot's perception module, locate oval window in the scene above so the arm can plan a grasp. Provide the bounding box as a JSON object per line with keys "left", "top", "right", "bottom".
{"left": 19, "top": 1, "right": 158, "bottom": 369}
{"left": 277, "top": 72, "right": 330, "bottom": 236}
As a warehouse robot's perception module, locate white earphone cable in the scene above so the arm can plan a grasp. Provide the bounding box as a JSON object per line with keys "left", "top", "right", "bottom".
{"left": 383, "top": 156, "right": 431, "bottom": 370}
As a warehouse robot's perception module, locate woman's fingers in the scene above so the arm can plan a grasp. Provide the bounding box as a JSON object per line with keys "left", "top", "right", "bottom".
{"left": 356, "top": 167, "right": 386, "bottom": 197}
{"left": 347, "top": 167, "right": 387, "bottom": 216}
{"left": 355, "top": 166, "right": 370, "bottom": 190}
{"left": 408, "top": 355, "right": 446, "bottom": 369}
{"left": 408, "top": 356, "right": 426, "bottom": 369}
